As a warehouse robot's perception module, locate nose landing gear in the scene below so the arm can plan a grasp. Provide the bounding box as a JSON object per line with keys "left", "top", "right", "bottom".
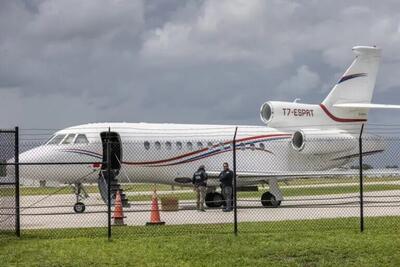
{"left": 74, "top": 202, "right": 86, "bottom": 213}
{"left": 72, "top": 182, "right": 89, "bottom": 213}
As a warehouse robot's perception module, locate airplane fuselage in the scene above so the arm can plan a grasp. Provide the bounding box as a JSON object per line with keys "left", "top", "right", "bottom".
{"left": 17, "top": 122, "right": 383, "bottom": 187}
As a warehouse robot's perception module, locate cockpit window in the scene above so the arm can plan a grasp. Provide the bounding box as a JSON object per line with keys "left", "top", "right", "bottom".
{"left": 45, "top": 135, "right": 55, "bottom": 144}
{"left": 47, "top": 134, "right": 66, "bottom": 145}
{"left": 75, "top": 134, "right": 89, "bottom": 144}
{"left": 62, "top": 134, "right": 76, "bottom": 144}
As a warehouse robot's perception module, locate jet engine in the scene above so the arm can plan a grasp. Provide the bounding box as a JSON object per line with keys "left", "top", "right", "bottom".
{"left": 291, "top": 129, "right": 357, "bottom": 154}
{"left": 260, "top": 101, "right": 320, "bottom": 128}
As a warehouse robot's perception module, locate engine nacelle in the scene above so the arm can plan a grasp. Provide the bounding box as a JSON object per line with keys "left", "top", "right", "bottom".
{"left": 260, "top": 101, "right": 320, "bottom": 128}
{"left": 291, "top": 129, "right": 357, "bottom": 154}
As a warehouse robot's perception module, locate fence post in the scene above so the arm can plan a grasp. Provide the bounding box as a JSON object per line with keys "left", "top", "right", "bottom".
{"left": 233, "top": 127, "right": 238, "bottom": 236}
{"left": 359, "top": 124, "right": 364, "bottom": 232}
{"left": 107, "top": 128, "right": 112, "bottom": 240}
{"left": 14, "top": 126, "right": 20, "bottom": 238}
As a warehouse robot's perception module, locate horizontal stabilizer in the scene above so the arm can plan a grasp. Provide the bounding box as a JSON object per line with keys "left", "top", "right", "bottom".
{"left": 333, "top": 103, "right": 400, "bottom": 109}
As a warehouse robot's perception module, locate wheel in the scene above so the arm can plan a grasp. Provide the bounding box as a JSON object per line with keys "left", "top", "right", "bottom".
{"left": 74, "top": 202, "right": 86, "bottom": 213}
{"left": 205, "top": 193, "right": 214, "bottom": 207}
{"left": 261, "top": 192, "right": 281, "bottom": 207}
{"left": 205, "top": 192, "right": 224, "bottom": 208}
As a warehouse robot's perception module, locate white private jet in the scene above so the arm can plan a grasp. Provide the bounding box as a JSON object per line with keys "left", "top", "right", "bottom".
{"left": 14, "top": 46, "right": 400, "bottom": 213}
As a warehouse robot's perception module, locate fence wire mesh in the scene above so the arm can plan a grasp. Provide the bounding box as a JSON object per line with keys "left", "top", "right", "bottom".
{"left": 0, "top": 129, "right": 17, "bottom": 236}
{"left": 0, "top": 125, "right": 399, "bottom": 238}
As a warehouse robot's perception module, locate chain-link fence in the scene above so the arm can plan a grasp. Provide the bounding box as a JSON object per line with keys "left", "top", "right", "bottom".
{"left": 0, "top": 128, "right": 19, "bottom": 237}
{"left": 1, "top": 125, "right": 399, "bottom": 238}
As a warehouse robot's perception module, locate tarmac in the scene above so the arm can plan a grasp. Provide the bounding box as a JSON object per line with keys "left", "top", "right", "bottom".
{"left": 14, "top": 189, "right": 400, "bottom": 229}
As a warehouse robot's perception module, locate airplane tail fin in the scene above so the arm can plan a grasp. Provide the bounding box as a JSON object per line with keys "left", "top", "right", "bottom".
{"left": 323, "top": 46, "right": 381, "bottom": 108}
{"left": 321, "top": 46, "right": 381, "bottom": 128}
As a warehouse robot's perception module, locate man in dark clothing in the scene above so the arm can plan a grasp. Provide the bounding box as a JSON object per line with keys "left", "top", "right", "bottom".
{"left": 218, "top": 162, "right": 234, "bottom": 212}
{"left": 192, "top": 165, "right": 208, "bottom": 211}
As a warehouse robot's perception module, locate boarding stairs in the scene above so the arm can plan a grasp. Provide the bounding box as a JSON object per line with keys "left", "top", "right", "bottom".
{"left": 98, "top": 170, "right": 130, "bottom": 207}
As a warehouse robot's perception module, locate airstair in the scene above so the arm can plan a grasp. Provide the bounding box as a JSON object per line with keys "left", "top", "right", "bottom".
{"left": 98, "top": 170, "right": 130, "bottom": 207}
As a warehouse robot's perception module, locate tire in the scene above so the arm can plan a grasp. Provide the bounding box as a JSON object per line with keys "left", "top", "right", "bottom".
{"left": 214, "top": 192, "right": 224, "bottom": 207}
{"left": 74, "top": 202, "right": 86, "bottom": 213}
{"left": 205, "top": 193, "right": 224, "bottom": 208}
{"left": 261, "top": 192, "right": 281, "bottom": 208}
{"left": 205, "top": 193, "right": 215, "bottom": 207}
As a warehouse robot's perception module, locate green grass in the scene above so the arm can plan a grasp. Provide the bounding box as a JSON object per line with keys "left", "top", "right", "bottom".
{"left": 1, "top": 216, "right": 399, "bottom": 266}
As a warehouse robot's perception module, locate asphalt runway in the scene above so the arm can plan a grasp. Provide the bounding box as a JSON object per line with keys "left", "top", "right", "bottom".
{"left": 14, "top": 189, "right": 400, "bottom": 229}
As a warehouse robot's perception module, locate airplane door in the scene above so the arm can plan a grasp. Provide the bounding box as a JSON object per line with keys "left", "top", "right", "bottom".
{"left": 100, "top": 131, "right": 122, "bottom": 172}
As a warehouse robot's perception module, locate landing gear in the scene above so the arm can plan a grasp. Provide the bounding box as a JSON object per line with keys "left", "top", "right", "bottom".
{"left": 261, "top": 178, "right": 283, "bottom": 208}
{"left": 261, "top": 192, "right": 281, "bottom": 207}
{"left": 72, "top": 183, "right": 89, "bottom": 213}
{"left": 205, "top": 192, "right": 224, "bottom": 208}
{"left": 73, "top": 202, "right": 86, "bottom": 213}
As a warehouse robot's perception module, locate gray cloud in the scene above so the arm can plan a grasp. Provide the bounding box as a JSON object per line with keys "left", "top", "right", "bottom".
{"left": 1, "top": 0, "right": 400, "bottom": 129}
{"left": 276, "top": 65, "right": 321, "bottom": 95}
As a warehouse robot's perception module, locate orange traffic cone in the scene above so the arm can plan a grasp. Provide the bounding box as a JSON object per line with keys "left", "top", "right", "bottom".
{"left": 146, "top": 190, "right": 165, "bottom": 226}
{"left": 112, "top": 190, "right": 126, "bottom": 226}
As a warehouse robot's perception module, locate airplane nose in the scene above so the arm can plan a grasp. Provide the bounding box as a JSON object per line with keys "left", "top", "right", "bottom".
{"left": 6, "top": 146, "right": 50, "bottom": 181}
{"left": 4, "top": 145, "right": 101, "bottom": 184}
{"left": 19, "top": 147, "right": 45, "bottom": 163}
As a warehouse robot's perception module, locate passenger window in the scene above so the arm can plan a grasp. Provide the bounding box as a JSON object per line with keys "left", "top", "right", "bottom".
{"left": 240, "top": 143, "right": 246, "bottom": 150}
{"left": 207, "top": 142, "right": 213, "bottom": 148}
{"left": 219, "top": 142, "right": 225, "bottom": 150}
{"left": 144, "top": 141, "right": 150, "bottom": 150}
{"left": 47, "top": 134, "right": 66, "bottom": 145}
{"left": 75, "top": 134, "right": 89, "bottom": 144}
{"left": 259, "top": 143, "right": 265, "bottom": 150}
{"left": 155, "top": 141, "right": 161, "bottom": 150}
{"left": 166, "top": 142, "right": 172, "bottom": 150}
{"left": 249, "top": 143, "right": 255, "bottom": 151}
{"left": 62, "top": 134, "right": 76, "bottom": 144}
{"left": 187, "top": 142, "right": 193, "bottom": 150}
{"left": 197, "top": 142, "right": 203, "bottom": 149}
{"left": 176, "top": 142, "right": 182, "bottom": 150}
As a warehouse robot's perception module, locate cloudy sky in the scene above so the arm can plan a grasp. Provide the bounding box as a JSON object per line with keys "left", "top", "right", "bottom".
{"left": 1, "top": 0, "right": 400, "bottom": 130}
